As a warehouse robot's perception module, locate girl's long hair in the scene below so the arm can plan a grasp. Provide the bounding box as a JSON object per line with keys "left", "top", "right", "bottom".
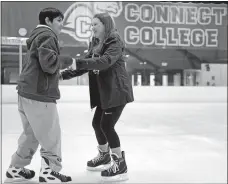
{"left": 90, "top": 13, "right": 116, "bottom": 54}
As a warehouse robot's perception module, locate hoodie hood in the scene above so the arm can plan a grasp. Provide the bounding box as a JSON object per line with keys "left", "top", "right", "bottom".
{"left": 26, "top": 26, "right": 56, "bottom": 49}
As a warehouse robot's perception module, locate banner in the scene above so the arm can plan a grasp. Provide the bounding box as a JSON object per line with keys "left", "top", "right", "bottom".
{"left": 62, "top": 2, "right": 227, "bottom": 49}
{"left": 1, "top": 2, "right": 227, "bottom": 49}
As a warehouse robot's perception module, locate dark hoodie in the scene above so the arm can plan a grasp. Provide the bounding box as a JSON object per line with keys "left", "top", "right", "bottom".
{"left": 17, "top": 26, "right": 73, "bottom": 102}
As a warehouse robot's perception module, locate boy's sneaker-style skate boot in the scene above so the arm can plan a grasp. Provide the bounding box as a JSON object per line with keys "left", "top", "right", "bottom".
{"left": 39, "top": 157, "right": 72, "bottom": 183}
{"left": 4, "top": 166, "right": 35, "bottom": 183}
{"left": 87, "top": 147, "right": 112, "bottom": 171}
{"left": 101, "top": 151, "right": 128, "bottom": 182}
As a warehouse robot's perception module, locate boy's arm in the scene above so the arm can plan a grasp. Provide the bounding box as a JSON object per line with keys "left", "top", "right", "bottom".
{"left": 37, "top": 36, "right": 73, "bottom": 74}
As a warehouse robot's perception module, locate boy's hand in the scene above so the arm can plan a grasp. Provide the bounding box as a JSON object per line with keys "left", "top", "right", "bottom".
{"left": 65, "top": 58, "right": 77, "bottom": 70}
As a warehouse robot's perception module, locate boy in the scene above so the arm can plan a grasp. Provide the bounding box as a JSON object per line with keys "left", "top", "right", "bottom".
{"left": 4, "top": 7, "right": 73, "bottom": 183}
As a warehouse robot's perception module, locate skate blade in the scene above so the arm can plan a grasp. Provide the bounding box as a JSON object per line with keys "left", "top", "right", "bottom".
{"left": 4, "top": 178, "right": 32, "bottom": 183}
{"left": 87, "top": 162, "right": 112, "bottom": 172}
{"left": 39, "top": 176, "right": 72, "bottom": 183}
{"left": 101, "top": 173, "right": 128, "bottom": 182}
{"left": 39, "top": 180, "right": 69, "bottom": 183}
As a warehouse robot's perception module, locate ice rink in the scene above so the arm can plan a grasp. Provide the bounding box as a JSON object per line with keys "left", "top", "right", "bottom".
{"left": 1, "top": 99, "right": 227, "bottom": 183}
{"left": 0, "top": 86, "right": 227, "bottom": 183}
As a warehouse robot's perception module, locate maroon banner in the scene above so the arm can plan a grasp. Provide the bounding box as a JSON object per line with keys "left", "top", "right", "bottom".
{"left": 1, "top": 2, "right": 227, "bottom": 50}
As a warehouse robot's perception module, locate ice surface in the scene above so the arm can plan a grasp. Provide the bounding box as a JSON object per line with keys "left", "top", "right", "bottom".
{"left": 1, "top": 102, "right": 227, "bottom": 183}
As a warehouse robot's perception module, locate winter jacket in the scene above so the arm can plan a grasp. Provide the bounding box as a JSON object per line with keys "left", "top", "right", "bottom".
{"left": 17, "top": 25, "right": 73, "bottom": 102}
{"left": 61, "top": 31, "right": 134, "bottom": 109}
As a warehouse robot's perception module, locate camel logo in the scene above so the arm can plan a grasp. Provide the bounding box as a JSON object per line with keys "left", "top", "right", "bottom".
{"left": 61, "top": 2, "right": 123, "bottom": 45}
{"left": 94, "top": 2, "right": 123, "bottom": 17}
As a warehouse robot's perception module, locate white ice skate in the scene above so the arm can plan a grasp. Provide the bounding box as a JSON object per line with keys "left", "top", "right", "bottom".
{"left": 4, "top": 166, "right": 35, "bottom": 183}
{"left": 39, "top": 157, "right": 72, "bottom": 183}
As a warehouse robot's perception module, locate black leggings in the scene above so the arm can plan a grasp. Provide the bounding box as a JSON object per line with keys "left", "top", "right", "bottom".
{"left": 92, "top": 105, "right": 125, "bottom": 149}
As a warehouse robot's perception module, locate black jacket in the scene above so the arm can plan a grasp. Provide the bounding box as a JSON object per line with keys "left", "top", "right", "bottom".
{"left": 62, "top": 31, "right": 134, "bottom": 109}
{"left": 17, "top": 25, "right": 73, "bottom": 102}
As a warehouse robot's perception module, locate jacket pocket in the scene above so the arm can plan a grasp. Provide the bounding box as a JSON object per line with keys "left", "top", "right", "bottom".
{"left": 116, "top": 72, "right": 129, "bottom": 89}
{"left": 37, "top": 72, "right": 49, "bottom": 93}
{"left": 47, "top": 73, "right": 60, "bottom": 97}
{"left": 114, "top": 71, "right": 123, "bottom": 89}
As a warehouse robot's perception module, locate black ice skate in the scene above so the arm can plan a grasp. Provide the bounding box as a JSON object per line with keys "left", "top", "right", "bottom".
{"left": 4, "top": 166, "right": 35, "bottom": 183}
{"left": 101, "top": 151, "right": 128, "bottom": 182}
{"left": 87, "top": 147, "right": 112, "bottom": 171}
{"left": 39, "top": 157, "right": 72, "bottom": 183}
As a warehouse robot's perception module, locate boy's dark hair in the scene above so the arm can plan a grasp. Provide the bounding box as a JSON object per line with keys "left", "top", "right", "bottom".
{"left": 39, "top": 7, "right": 64, "bottom": 25}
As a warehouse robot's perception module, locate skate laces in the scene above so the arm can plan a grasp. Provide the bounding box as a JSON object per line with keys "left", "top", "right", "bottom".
{"left": 52, "top": 171, "right": 67, "bottom": 180}
{"left": 21, "top": 168, "right": 31, "bottom": 176}
{"left": 92, "top": 153, "right": 103, "bottom": 164}
{"left": 108, "top": 159, "right": 119, "bottom": 173}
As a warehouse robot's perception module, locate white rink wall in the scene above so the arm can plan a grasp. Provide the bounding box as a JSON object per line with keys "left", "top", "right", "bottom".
{"left": 1, "top": 85, "right": 227, "bottom": 104}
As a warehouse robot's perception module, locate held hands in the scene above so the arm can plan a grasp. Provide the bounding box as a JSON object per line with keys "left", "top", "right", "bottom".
{"left": 73, "top": 55, "right": 99, "bottom": 74}
{"left": 67, "top": 58, "right": 77, "bottom": 70}
{"left": 59, "top": 58, "right": 76, "bottom": 80}
{"left": 60, "top": 70, "right": 77, "bottom": 80}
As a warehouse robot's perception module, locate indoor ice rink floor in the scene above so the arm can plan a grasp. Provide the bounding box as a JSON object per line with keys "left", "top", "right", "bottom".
{"left": 1, "top": 101, "right": 227, "bottom": 183}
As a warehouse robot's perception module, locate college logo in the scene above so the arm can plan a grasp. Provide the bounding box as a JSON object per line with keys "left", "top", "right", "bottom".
{"left": 61, "top": 2, "right": 123, "bottom": 45}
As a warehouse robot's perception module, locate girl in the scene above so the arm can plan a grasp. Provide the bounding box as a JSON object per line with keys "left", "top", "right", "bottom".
{"left": 61, "top": 12, "right": 134, "bottom": 181}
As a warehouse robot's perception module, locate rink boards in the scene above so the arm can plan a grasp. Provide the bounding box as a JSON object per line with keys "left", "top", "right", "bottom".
{"left": 1, "top": 85, "right": 227, "bottom": 104}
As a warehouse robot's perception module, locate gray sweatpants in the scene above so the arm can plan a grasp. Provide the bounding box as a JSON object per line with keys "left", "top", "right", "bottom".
{"left": 10, "top": 95, "right": 62, "bottom": 172}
